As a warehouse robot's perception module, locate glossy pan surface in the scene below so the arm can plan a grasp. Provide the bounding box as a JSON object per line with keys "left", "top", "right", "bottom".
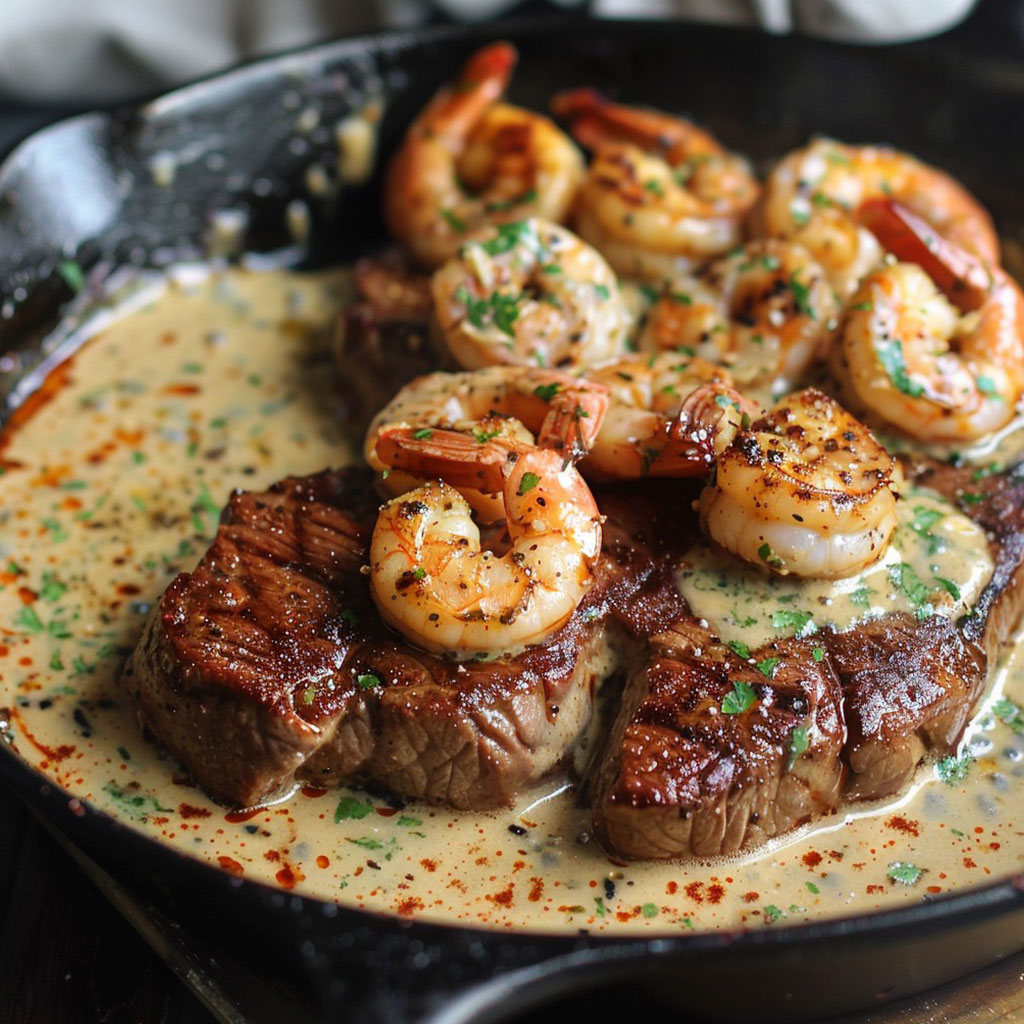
{"left": 3, "top": 16, "right": 1024, "bottom": 1024}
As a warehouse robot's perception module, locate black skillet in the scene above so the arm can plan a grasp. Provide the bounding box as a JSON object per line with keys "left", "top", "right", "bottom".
{"left": 3, "top": 15, "right": 1024, "bottom": 1024}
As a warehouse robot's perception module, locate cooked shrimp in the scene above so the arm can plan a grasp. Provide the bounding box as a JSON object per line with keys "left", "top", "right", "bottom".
{"left": 754, "top": 138, "right": 998, "bottom": 297}
{"left": 640, "top": 240, "right": 839, "bottom": 397}
{"left": 699, "top": 388, "right": 901, "bottom": 579}
{"left": 431, "top": 218, "right": 631, "bottom": 370}
{"left": 385, "top": 43, "right": 584, "bottom": 268}
{"left": 583, "top": 354, "right": 758, "bottom": 480}
{"left": 365, "top": 365, "right": 609, "bottom": 520}
{"left": 836, "top": 199, "right": 1024, "bottom": 443}
{"left": 550, "top": 87, "right": 759, "bottom": 282}
{"left": 369, "top": 430, "right": 602, "bottom": 655}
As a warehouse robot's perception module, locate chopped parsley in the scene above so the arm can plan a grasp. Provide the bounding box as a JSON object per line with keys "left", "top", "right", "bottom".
{"left": 721, "top": 680, "right": 758, "bottom": 715}
{"left": 517, "top": 472, "right": 540, "bottom": 495}
{"left": 727, "top": 639, "right": 751, "bottom": 659}
{"left": 876, "top": 338, "right": 923, "bottom": 397}
{"left": 992, "top": 697, "right": 1024, "bottom": 734}
{"left": 812, "top": 647, "right": 825, "bottom": 662}
{"left": 887, "top": 861, "right": 923, "bottom": 886}
{"left": 933, "top": 576, "right": 961, "bottom": 601}
{"left": 888, "top": 562, "right": 933, "bottom": 619}
{"left": 771, "top": 609, "right": 816, "bottom": 636}
{"left": 788, "top": 272, "right": 816, "bottom": 319}
{"left": 412, "top": 567, "right": 427, "bottom": 580}
{"left": 757, "top": 657, "right": 780, "bottom": 679}
{"left": 849, "top": 299, "right": 874, "bottom": 312}
{"left": 935, "top": 752, "right": 973, "bottom": 785}
{"left": 593, "top": 283, "right": 611, "bottom": 300}
{"left": 788, "top": 724, "right": 810, "bottom": 769}
{"left": 757, "top": 542, "right": 784, "bottom": 569}
{"left": 480, "top": 220, "right": 536, "bottom": 256}
{"left": 58, "top": 260, "right": 85, "bottom": 292}
{"left": 334, "top": 796, "right": 373, "bottom": 822}
{"left": 412, "top": 428, "right": 433, "bottom": 440}
{"left": 976, "top": 375, "right": 1000, "bottom": 398}
{"left": 357, "top": 673, "right": 382, "bottom": 690}
{"left": 440, "top": 208, "right": 467, "bottom": 233}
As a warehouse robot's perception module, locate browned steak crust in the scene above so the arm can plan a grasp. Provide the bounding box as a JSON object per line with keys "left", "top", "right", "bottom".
{"left": 594, "top": 622, "right": 845, "bottom": 859}
{"left": 591, "top": 459, "right": 1024, "bottom": 859}
{"left": 120, "top": 471, "right": 688, "bottom": 810}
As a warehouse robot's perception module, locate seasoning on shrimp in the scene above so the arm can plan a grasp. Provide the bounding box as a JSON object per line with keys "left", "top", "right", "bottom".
{"left": 753, "top": 138, "right": 998, "bottom": 297}
{"left": 583, "top": 354, "right": 758, "bottom": 481}
{"left": 699, "top": 388, "right": 902, "bottom": 579}
{"left": 551, "top": 87, "right": 759, "bottom": 282}
{"left": 385, "top": 42, "right": 584, "bottom": 268}
{"left": 431, "top": 218, "right": 631, "bottom": 369}
{"left": 835, "top": 198, "right": 1024, "bottom": 443}
{"left": 364, "top": 365, "right": 609, "bottom": 521}
{"left": 369, "top": 430, "right": 603, "bottom": 656}
{"left": 640, "top": 239, "right": 839, "bottom": 399}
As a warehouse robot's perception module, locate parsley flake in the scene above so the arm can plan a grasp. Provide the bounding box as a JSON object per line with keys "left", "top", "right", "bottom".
{"left": 517, "top": 472, "right": 540, "bottom": 496}
{"left": 721, "top": 680, "right": 758, "bottom": 715}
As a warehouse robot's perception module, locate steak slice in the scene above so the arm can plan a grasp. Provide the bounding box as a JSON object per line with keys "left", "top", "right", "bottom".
{"left": 592, "top": 459, "right": 1024, "bottom": 859}
{"left": 593, "top": 622, "right": 845, "bottom": 859}
{"left": 334, "top": 253, "right": 444, "bottom": 430}
{"left": 120, "top": 471, "right": 688, "bottom": 810}
{"left": 832, "top": 458, "right": 1024, "bottom": 800}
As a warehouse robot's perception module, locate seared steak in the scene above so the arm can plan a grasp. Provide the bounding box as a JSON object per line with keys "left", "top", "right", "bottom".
{"left": 334, "top": 253, "right": 444, "bottom": 430}
{"left": 121, "top": 471, "right": 688, "bottom": 809}
{"left": 593, "top": 622, "right": 845, "bottom": 859}
{"left": 591, "top": 458, "right": 1024, "bottom": 859}
{"left": 122, "top": 449, "right": 1024, "bottom": 853}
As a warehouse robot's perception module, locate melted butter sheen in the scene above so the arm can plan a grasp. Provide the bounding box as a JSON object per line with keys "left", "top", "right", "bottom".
{"left": 679, "top": 491, "right": 993, "bottom": 649}
{"left": 0, "top": 266, "right": 1023, "bottom": 936}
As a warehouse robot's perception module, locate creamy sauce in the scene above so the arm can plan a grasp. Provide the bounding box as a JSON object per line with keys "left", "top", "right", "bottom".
{"left": 679, "top": 491, "right": 993, "bottom": 649}
{"left": 1, "top": 266, "right": 1023, "bottom": 935}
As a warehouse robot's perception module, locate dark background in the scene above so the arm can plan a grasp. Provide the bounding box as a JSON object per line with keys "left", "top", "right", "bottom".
{"left": 3, "top": 2, "right": 1024, "bottom": 1021}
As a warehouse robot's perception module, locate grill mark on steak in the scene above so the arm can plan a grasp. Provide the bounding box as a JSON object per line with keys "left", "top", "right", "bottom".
{"left": 120, "top": 470, "right": 691, "bottom": 810}
{"left": 591, "top": 458, "right": 1024, "bottom": 859}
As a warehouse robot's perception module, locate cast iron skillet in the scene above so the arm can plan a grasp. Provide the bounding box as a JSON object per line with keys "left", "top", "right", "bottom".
{"left": 3, "top": 16, "right": 1024, "bottom": 1024}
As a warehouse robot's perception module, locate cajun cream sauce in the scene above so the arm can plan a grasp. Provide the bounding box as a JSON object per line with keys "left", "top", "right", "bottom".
{"left": 1, "top": 265, "right": 1022, "bottom": 934}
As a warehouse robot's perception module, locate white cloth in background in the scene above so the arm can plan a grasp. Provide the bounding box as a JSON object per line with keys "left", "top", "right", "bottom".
{"left": 0, "top": 0, "right": 977, "bottom": 104}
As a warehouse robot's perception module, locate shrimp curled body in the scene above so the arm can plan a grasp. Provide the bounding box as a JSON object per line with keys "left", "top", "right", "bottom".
{"left": 755, "top": 138, "right": 998, "bottom": 297}
{"left": 551, "top": 88, "right": 760, "bottom": 282}
{"left": 370, "top": 431, "right": 603, "bottom": 656}
{"left": 641, "top": 239, "right": 839, "bottom": 397}
{"left": 584, "top": 354, "right": 758, "bottom": 480}
{"left": 385, "top": 43, "right": 584, "bottom": 268}
{"left": 837, "top": 199, "right": 1024, "bottom": 443}
{"left": 432, "top": 218, "right": 630, "bottom": 370}
{"left": 699, "top": 388, "right": 901, "bottom": 579}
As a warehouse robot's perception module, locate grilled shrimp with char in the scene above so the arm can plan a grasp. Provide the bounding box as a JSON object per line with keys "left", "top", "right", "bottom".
{"left": 836, "top": 198, "right": 1024, "bottom": 443}
{"left": 385, "top": 43, "right": 584, "bottom": 268}
{"left": 431, "top": 218, "right": 631, "bottom": 370}
{"left": 699, "top": 388, "right": 902, "bottom": 579}
{"left": 370, "top": 430, "right": 603, "bottom": 656}
{"left": 551, "top": 87, "right": 760, "bottom": 282}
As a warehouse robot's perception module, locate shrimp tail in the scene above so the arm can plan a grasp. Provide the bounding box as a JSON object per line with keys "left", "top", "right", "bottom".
{"left": 857, "top": 198, "right": 992, "bottom": 311}
{"left": 376, "top": 427, "right": 514, "bottom": 494}
{"left": 653, "top": 383, "right": 756, "bottom": 476}
{"left": 551, "top": 86, "right": 718, "bottom": 159}
{"left": 534, "top": 383, "right": 610, "bottom": 463}
{"left": 415, "top": 42, "right": 517, "bottom": 144}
